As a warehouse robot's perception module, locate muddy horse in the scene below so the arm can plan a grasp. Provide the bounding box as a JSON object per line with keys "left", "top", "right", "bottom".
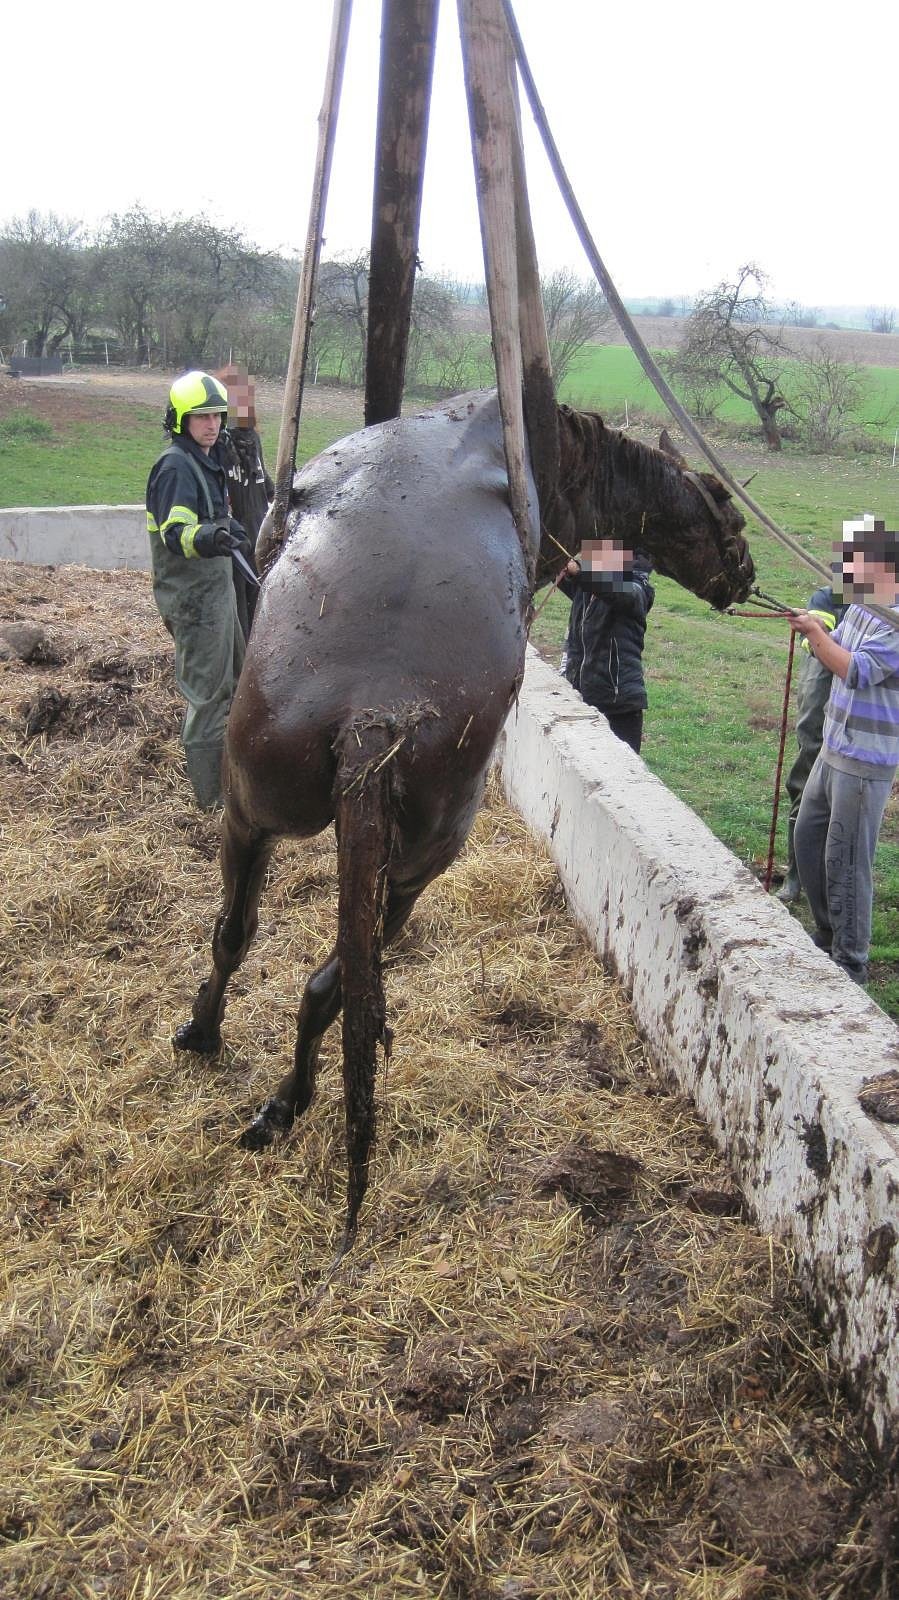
{"left": 174, "top": 390, "right": 754, "bottom": 1245}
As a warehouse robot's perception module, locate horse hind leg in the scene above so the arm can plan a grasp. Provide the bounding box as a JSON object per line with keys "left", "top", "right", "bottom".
{"left": 174, "top": 813, "right": 274, "bottom": 1055}
{"left": 239, "top": 881, "right": 419, "bottom": 1152}
{"left": 240, "top": 944, "right": 341, "bottom": 1150}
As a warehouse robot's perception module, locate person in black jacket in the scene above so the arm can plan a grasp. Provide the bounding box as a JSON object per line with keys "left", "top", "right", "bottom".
{"left": 217, "top": 365, "right": 274, "bottom": 639}
{"left": 146, "top": 370, "right": 255, "bottom": 809}
{"left": 560, "top": 538, "right": 654, "bottom": 753}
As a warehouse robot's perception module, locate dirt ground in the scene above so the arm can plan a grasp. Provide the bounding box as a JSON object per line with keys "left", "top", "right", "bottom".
{"left": 0, "top": 365, "right": 363, "bottom": 432}
{"left": 1, "top": 562, "right": 898, "bottom": 1599}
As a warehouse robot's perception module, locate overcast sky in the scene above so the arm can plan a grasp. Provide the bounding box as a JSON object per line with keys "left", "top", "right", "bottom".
{"left": 6, "top": 0, "right": 894, "bottom": 310}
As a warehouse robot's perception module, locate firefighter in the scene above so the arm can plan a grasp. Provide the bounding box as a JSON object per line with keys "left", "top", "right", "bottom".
{"left": 146, "top": 370, "right": 255, "bottom": 809}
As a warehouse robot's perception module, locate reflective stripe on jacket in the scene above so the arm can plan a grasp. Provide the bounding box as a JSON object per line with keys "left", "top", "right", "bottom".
{"left": 146, "top": 436, "right": 230, "bottom": 558}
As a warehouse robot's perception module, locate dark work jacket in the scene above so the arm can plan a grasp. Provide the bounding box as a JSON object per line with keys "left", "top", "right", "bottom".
{"left": 562, "top": 556, "right": 654, "bottom": 714}
{"left": 220, "top": 426, "right": 273, "bottom": 548}
{"left": 146, "top": 434, "right": 230, "bottom": 557}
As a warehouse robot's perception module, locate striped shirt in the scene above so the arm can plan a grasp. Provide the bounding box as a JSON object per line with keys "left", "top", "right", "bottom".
{"left": 822, "top": 603, "right": 899, "bottom": 773}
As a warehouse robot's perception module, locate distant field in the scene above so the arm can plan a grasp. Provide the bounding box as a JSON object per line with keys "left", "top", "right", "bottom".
{"left": 559, "top": 345, "right": 899, "bottom": 443}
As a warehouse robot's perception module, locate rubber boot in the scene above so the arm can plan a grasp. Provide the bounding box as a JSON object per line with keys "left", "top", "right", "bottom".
{"left": 777, "top": 815, "right": 802, "bottom": 903}
{"left": 185, "top": 741, "right": 225, "bottom": 811}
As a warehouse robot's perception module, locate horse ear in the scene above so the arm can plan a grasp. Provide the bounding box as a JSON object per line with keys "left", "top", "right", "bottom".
{"left": 658, "top": 428, "right": 689, "bottom": 468}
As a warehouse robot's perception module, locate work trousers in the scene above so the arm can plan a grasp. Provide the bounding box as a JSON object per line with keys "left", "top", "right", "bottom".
{"left": 150, "top": 540, "right": 245, "bottom": 808}
{"left": 794, "top": 754, "right": 894, "bottom": 983}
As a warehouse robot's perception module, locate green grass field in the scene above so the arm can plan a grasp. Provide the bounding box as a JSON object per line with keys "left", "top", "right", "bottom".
{"left": 3, "top": 370, "right": 898, "bottom": 1016}
{"left": 0, "top": 409, "right": 348, "bottom": 509}
{"left": 558, "top": 344, "right": 899, "bottom": 440}
{"left": 397, "top": 336, "right": 899, "bottom": 443}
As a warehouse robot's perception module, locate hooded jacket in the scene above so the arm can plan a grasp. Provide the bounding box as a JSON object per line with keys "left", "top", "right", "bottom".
{"left": 220, "top": 425, "right": 273, "bottom": 547}
{"left": 561, "top": 554, "right": 654, "bottom": 714}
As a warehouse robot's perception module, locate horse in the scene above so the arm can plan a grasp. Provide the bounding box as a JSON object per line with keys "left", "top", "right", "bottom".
{"left": 173, "top": 389, "right": 754, "bottom": 1248}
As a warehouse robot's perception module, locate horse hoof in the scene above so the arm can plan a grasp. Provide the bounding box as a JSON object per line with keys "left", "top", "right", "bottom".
{"left": 172, "top": 1018, "right": 221, "bottom": 1055}
{"left": 239, "top": 1097, "right": 294, "bottom": 1151}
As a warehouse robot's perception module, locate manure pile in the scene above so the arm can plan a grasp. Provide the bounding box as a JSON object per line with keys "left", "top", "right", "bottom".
{"left": 1, "top": 561, "right": 896, "bottom": 1600}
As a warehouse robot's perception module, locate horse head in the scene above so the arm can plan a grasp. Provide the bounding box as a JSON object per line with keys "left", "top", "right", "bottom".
{"left": 539, "top": 407, "right": 755, "bottom": 609}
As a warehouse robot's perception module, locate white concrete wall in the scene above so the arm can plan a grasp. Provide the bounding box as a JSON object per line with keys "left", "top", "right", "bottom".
{"left": 498, "top": 648, "right": 899, "bottom": 1449}
{"left": 0, "top": 506, "right": 148, "bottom": 570}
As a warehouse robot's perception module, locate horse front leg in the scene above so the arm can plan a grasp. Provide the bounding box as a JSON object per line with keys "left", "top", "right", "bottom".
{"left": 239, "top": 884, "right": 419, "bottom": 1151}
{"left": 173, "top": 814, "right": 274, "bottom": 1056}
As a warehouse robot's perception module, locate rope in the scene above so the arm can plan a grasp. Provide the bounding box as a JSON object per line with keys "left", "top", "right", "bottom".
{"left": 500, "top": 0, "right": 899, "bottom": 631}
{"left": 727, "top": 607, "right": 797, "bottom": 890}
{"left": 764, "top": 628, "right": 797, "bottom": 892}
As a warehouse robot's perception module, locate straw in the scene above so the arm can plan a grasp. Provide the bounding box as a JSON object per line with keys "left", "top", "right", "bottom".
{"left": 0, "top": 559, "right": 893, "bottom": 1599}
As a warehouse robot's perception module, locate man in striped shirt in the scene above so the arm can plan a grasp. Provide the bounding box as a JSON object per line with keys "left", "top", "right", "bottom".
{"left": 790, "top": 515, "right": 899, "bottom": 985}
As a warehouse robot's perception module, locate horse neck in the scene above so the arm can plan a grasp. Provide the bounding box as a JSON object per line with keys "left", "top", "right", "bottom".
{"left": 550, "top": 407, "right": 695, "bottom": 550}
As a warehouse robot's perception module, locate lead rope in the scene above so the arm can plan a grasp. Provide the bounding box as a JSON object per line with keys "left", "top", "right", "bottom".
{"left": 728, "top": 604, "right": 798, "bottom": 892}
{"left": 764, "top": 627, "right": 797, "bottom": 893}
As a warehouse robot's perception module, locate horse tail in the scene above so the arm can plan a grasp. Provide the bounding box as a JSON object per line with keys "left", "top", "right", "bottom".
{"left": 333, "top": 717, "right": 399, "bottom": 1247}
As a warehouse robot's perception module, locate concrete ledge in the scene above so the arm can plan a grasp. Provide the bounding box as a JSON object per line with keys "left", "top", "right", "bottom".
{"left": 499, "top": 646, "right": 899, "bottom": 1449}
{"left": 0, "top": 506, "right": 148, "bottom": 570}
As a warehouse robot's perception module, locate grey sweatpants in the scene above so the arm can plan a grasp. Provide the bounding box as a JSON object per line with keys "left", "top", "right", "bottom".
{"left": 784, "top": 654, "right": 833, "bottom": 850}
{"left": 794, "top": 754, "right": 894, "bottom": 982}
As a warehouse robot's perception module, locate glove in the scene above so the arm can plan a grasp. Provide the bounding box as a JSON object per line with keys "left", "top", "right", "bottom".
{"left": 193, "top": 518, "right": 254, "bottom": 561}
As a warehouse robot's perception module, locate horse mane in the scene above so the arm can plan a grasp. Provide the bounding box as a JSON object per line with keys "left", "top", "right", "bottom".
{"left": 555, "top": 404, "right": 694, "bottom": 536}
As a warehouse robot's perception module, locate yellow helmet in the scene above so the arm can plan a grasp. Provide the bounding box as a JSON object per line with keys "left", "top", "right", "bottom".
{"left": 164, "top": 370, "right": 228, "bottom": 435}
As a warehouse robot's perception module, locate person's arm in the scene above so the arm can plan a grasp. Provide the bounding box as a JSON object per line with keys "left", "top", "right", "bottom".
{"left": 153, "top": 459, "right": 251, "bottom": 560}
{"left": 150, "top": 460, "right": 204, "bottom": 557}
{"left": 789, "top": 612, "right": 851, "bottom": 680}
{"left": 566, "top": 562, "right": 649, "bottom": 619}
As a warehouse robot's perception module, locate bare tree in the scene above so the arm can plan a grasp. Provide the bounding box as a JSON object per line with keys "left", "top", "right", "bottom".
{"left": 540, "top": 268, "right": 610, "bottom": 389}
{"left": 225, "top": 257, "right": 298, "bottom": 378}
{"left": 665, "top": 263, "right": 792, "bottom": 449}
{"left": 161, "top": 217, "right": 279, "bottom": 366}
{"left": 420, "top": 329, "right": 490, "bottom": 394}
{"left": 784, "top": 301, "right": 820, "bottom": 329}
{"left": 310, "top": 253, "right": 370, "bottom": 385}
{"left": 866, "top": 306, "right": 896, "bottom": 335}
{"left": 404, "top": 276, "right": 458, "bottom": 392}
{"left": 99, "top": 207, "right": 174, "bottom": 365}
{"left": 0, "top": 210, "right": 86, "bottom": 355}
{"left": 659, "top": 348, "right": 722, "bottom": 426}
{"left": 789, "top": 341, "right": 868, "bottom": 452}
{"left": 308, "top": 256, "right": 485, "bottom": 395}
